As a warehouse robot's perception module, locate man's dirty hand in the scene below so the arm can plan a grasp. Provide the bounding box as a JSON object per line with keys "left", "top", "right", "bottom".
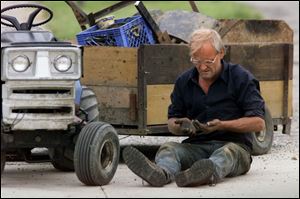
{"left": 174, "top": 118, "right": 197, "bottom": 135}
{"left": 192, "top": 119, "right": 222, "bottom": 134}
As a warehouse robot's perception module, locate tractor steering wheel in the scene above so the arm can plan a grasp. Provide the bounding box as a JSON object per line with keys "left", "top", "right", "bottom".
{"left": 1, "top": 4, "right": 53, "bottom": 30}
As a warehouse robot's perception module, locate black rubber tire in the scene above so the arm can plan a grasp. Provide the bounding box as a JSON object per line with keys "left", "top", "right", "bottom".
{"left": 1, "top": 151, "right": 5, "bottom": 175}
{"left": 50, "top": 86, "right": 99, "bottom": 171}
{"left": 49, "top": 147, "right": 74, "bottom": 171}
{"left": 78, "top": 86, "right": 99, "bottom": 122}
{"left": 1, "top": 124, "right": 5, "bottom": 175}
{"left": 74, "top": 122, "right": 120, "bottom": 186}
{"left": 251, "top": 105, "right": 274, "bottom": 155}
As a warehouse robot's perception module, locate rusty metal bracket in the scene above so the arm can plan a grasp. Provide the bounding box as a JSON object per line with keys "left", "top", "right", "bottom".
{"left": 129, "top": 92, "right": 137, "bottom": 121}
{"left": 65, "top": 1, "right": 89, "bottom": 30}
{"left": 92, "top": 1, "right": 135, "bottom": 21}
{"left": 189, "top": 1, "right": 199, "bottom": 13}
{"left": 282, "top": 44, "right": 293, "bottom": 134}
{"left": 65, "top": 1, "right": 135, "bottom": 30}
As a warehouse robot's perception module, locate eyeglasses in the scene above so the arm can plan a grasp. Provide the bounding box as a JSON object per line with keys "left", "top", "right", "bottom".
{"left": 190, "top": 54, "right": 218, "bottom": 66}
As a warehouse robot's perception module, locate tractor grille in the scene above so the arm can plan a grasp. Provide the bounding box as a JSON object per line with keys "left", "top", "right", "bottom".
{"left": 2, "top": 81, "right": 76, "bottom": 130}
{"left": 12, "top": 89, "right": 71, "bottom": 95}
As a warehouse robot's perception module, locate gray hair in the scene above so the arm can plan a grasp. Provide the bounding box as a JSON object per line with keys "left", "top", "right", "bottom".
{"left": 189, "top": 28, "right": 225, "bottom": 56}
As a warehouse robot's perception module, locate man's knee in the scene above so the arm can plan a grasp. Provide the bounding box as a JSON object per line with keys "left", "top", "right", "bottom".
{"left": 223, "top": 143, "right": 252, "bottom": 176}
{"left": 222, "top": 143, "right": 248, "bottom": 157}
{"left": 158, "top": 142, "right": 181, "bottom": 152}
{"left": 156, "top": 142, "right": 187, "bottom": 160}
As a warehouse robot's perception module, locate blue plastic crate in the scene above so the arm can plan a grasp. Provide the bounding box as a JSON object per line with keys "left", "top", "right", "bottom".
{"left": 76, "top": 16, "right": 155, "bottom": 47}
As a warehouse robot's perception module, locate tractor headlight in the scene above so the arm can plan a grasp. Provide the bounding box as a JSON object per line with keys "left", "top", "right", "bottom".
{"left": 2, "top": 46, "right": 81, "bottom": 81}
{"left": 11, "top": 55, "right": 31, "bottom": 72}
{"left": 53, "top": 55, "right": 72, "bottom": 72}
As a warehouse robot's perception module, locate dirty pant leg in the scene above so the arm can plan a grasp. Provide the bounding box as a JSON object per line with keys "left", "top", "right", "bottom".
{"left": 154, "top": 142, "right": 207, "bottom": 179}
{"left": 209, "top": 142, "right": 252, "bottom": 180}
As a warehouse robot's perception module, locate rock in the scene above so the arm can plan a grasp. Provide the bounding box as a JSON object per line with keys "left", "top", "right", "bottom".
{"left": 156, "top": 10, "right": 219, "bottom": 42}
{"left": 291, "top": 155, "right": 298, "bottom": 160}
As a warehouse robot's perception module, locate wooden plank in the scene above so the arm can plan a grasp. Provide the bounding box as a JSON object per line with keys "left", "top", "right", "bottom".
{"left": 282, "top": 44, "right": 293, "bottom": 128}
{"left": 140, "top": 44, "right": 192, "bottom": 85}
{"left": 140, "top": 44, "right": 293, "bottom": 82}
{"left": 81, "top": 46, "right": 138, "bottom": 87}
{"left": 87, "top": 85, "right": 138, "bottom": 125}
{"left": 99, "top": 107, "right": 138, "bottom": 126}
{"left": 260, "top": 80, "right": 293, "bottom": 118}
{"left": 88, "top": 85, "right": 137, "bottom": 108}
{"left": 145, "top": 81, "right": 292, "bottom": 125}
{"left": 146, "top": 84, "right": 173, "bottom": 125}
{"left": 138, "top": 45, "right": 147, "bottom": 129}
{"left": 224, "top": 43, "right": 293, "bottom": 81}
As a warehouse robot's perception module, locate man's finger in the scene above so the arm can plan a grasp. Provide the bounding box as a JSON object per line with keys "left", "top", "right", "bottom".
{"left": 198, "top": 122, "right": 208, "bottom": 128}
{"left": 188, "top": 128, "right": 196, "bottom": 135}
{"left": 181, "top": 128, "right": 189, "bottom": 134}
{"left": 174, "top": 120, "right": 183, "bottom": 124}
{"left": 194, "top": 120, "right": 208, "bottom": 129}
{"left": 192, "top": 120, "right": 201, "bottom": 129}
{"left": 207, "top": 119, "right": 220, "bottom": 127}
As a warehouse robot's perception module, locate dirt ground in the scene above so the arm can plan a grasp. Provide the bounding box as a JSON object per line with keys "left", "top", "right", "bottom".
{"left": 1, "top": 1, "right": 299, "bottom": 198}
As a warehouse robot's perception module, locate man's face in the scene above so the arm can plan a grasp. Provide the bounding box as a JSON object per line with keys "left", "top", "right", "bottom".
{"left": 191, "top": 41, "right": 224, "bottom": 81}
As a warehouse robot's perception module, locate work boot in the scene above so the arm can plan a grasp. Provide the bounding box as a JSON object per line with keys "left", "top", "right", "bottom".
{"left": 175, "top": 159, "right": 214, "bottom": 187}
{"left": 122, "top": 146, "right": 170, "bottom": 187}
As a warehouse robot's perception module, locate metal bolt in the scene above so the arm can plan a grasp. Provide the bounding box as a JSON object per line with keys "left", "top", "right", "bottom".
{"left": 35, "top": 136, "right": 41, "bottom": 142}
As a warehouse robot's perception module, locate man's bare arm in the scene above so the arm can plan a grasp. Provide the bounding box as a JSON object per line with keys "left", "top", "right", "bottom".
{"left": 195, "top": 116, "right": 265, "bottom": 134}
{"left": 220, "top": 116, "right": 265, "bottom": 133}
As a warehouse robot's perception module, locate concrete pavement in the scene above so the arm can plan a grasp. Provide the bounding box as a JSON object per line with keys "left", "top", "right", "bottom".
{"left": 1, "top": 154, "right": 298, "bottom": 198}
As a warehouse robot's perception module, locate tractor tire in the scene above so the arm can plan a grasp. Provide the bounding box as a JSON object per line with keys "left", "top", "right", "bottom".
{"left": 251, "top": 105, "right": 274, "bottom": 155}
{"left": 1, "top": 124, "right": 6, "bottom": 175}
{"left": 50, "top": 86, "right": 99, "bottom": 171}
{"left": 78, "top": 86, "right": 99, "bottom": 122}
{"left": 74, "top": 122, "right": 120, "bottom": 186}
{"left": 49, "top": 147, "right": 74, "bottom": 171}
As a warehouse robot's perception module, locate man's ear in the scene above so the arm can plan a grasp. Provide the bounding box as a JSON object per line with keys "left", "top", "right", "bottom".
{"left": 219, "top": 48, "right": 225, "bottom": 59}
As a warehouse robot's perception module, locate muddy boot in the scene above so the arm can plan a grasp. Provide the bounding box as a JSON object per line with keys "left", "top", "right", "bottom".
{"left": 175, "top": 159, "right": 214, "bottom": 187}
{"left": 122, "top": 146, "right": 170, "bottom": 187}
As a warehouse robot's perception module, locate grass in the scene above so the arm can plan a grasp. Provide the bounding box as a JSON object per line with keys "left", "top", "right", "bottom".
{"left": 40, "top": 1, "right": 263, "bottom": 40}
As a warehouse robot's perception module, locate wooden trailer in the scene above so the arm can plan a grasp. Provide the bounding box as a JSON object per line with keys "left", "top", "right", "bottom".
{"left": 80, "top": 19, "right": 293, "bottom": 155}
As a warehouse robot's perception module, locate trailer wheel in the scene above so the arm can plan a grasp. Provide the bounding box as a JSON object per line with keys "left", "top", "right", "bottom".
{"left": 50, "top": 86, "right": 99, "bottom": 171}
{"left": 74, "top": 122, "right": 120, "bottom": 186}
{"left": 251, "top": 105, "right": 274, "bottom": 155}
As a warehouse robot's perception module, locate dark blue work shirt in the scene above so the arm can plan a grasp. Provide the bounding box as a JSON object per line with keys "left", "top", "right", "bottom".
{"left": 168, "top": 60, "right": 265, "bottom": 150}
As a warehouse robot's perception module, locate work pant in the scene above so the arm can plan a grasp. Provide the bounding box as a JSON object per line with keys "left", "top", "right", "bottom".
{"left": 155, "top": 141, "right": 252, "bottom": 181}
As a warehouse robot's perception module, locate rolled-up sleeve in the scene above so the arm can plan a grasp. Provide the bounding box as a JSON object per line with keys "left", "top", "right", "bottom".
{"left": 237, "top": 73, "right": 265, "bottom": 119}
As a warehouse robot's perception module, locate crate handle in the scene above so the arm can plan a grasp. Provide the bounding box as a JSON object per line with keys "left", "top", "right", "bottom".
{"left": 130, "top": 26, "right": 140, "bottom": 37}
